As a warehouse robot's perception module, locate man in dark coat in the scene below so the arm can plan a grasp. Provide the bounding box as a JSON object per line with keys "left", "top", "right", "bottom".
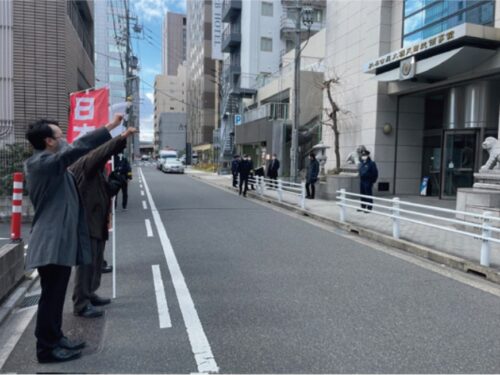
{"left": 114, "top": 153, "right": 132, "bottom": 209}
{"left": 24, "top": 114, "right": 123, "bottom": 363}
{"left": 267, "top": 153, "right": 280, "bottom": 188}
{"left": 358, "top": 149, "right": 378, "bottom": 212}
{"left": 231, "top": 155, "right": 240, "bottom": 188}
{"left": 306, "top": 152, "right": 320, "bottom": 199}
{"left": 238, "top": 154, "right": 252, "bottom": 197}
{"left": 70, "top": 127, "right": 137, "bottom": 318}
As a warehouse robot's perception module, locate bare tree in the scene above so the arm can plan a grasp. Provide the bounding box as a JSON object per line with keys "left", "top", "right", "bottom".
{"left": 320, "top": 75, "right": 350, "bottom": 174}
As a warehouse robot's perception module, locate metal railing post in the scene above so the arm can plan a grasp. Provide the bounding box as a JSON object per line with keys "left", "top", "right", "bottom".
{"left": 339, "top": 189, "right": 346, "bottom": 223}
{"left": 278, "top": 179, "right": 283, "bottom": 202}
{"left": 480, "top": 211, "right": 492, "bottom": 267}
{"left": 260, "top": 176, "right": 265, "bottom": 195}
{"left": 392, "top": 197, "right": 400, "bottom": 239}
{"left": 300, "top": 182, "right": 306, "bottom": 209}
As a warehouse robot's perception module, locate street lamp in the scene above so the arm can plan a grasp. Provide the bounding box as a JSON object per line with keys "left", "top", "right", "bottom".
{"left": 290, "top": 3, "right": 314, "bottom": 181}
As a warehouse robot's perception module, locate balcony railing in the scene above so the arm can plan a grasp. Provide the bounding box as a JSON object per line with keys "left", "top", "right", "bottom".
{"left": 222, "top": 0, "right": 242, "bottom": 22}
{"left": 243, "top": 103, "right": 289, "bottom": 124}
{"left": 222, "top": 23, "right": 241, "bottom": 52}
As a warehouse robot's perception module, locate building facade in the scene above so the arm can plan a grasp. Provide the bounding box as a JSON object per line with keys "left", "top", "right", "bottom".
{"left": 157, "top": 112, "right": 187, "bottom": 153}
{"left": 324, "top": 0, "right": 500, "bottom": 199}
{"left": 154, "top": 64, "right": 187, "bottom": 154}
{"left": 186, "top": 0, "right": 217, "bottom": 150}
{"left": 162, "top": 12, "right": 187, "bottom": 75}
{"left": 219, "top": 0, "right": 325, "bottom": 171}
{"left": 0, "top": 0, "right": 94, "bottom": 153}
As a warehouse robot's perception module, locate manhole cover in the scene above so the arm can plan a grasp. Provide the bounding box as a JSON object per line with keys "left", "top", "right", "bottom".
{"left": 19, "top": 294, "right": 40, "bottom": 308}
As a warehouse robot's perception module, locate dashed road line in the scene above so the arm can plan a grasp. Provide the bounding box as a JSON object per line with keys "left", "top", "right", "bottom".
{"left": 151, "top": 265, "right": 172, "bottom": 329}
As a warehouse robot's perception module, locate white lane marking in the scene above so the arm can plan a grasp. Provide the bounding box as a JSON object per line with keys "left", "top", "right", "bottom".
{"left": 142, "top": 200, "right": 148, "bottom": 210}
{"left": 141, "top": 190, "right": 145, "bottom": 196}
{"left": 145, "top": 219, "right": 153, "bottom": 237}
{"left": 139, "top": 168, "right": 219, "bottom": 373}
{"left": 0, "top": 306, "right": 37, "bottom": 369}
{"left": 151, "top": 265, "right": 172, "bottom": 329}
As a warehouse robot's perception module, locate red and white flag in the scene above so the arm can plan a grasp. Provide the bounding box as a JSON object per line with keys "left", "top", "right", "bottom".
{"left": 67, "top": 87, "right": 110, "bottom": 143}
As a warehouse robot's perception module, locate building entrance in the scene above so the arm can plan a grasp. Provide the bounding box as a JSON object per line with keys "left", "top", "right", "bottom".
{"left": 441, "top": 130, "right": 477, "bottom": 198}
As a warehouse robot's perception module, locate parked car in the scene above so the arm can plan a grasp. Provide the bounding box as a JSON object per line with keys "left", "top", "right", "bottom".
{"left": 162, "top": 158, "right": 185, "bottom": 174}
{"left": 157, "top": 150, "right": 178, "bottom": 170}
{"left": 141, "top": 155, "right": 150, "bottom": 161}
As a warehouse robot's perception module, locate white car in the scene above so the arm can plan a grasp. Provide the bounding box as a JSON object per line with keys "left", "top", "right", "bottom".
{"left": 162, "top": 158, "right": 185, "bottom": 174}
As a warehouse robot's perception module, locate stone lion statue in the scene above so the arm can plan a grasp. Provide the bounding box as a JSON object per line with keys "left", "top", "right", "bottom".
{"left": 479, "top": 137, "right": 500, "bottom": 172}
{"left": 345, "top": 145, "right": 367, "bottom": 165}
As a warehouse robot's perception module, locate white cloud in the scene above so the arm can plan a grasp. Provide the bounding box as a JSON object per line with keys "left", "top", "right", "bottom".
{"left": 133, "top": 0, "right": 169, "bottom": 21}
{"left": 145, "top": 92, "right": 155, "bottom": 104}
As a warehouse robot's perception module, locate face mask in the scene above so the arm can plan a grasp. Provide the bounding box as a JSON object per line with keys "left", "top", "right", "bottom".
{"left": 361, "top": 156, "right": 368, "bottom": 161}
{"left": 56, "top": 139, "right": 68, "bottom": 152}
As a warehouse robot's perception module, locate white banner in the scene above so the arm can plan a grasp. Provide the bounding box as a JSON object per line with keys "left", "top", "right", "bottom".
{"left": 212, "top": 0, "right": 223, "bottom": 60}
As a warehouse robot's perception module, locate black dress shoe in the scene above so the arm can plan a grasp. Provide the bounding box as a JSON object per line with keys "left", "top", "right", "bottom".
{"left": 37, "top": 347, "right": 82, "bottom": 363}
{"left": 90, "top": 295, "right": 111, "bottom": 306}
{"left": 75, "top": 304, "right": 104, "bottom": 318}
{"left": 102, "top": 265, "right": 113, "bottom": 274}
{"left": 59, "top": 336, "right": 86, "bottom": 350}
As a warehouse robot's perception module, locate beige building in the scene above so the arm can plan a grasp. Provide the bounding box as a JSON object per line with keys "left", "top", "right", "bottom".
{"left": 154, "top": 64, "right": 187, "bottom": 155}
{"left": 324, "top": 0, "right": 500, "bottom": 198}
{"left": 186, "top": 0, "right": 216, "bottom": 149}
{"left": 236, "top": 29, "right": 325, "bottom": 175}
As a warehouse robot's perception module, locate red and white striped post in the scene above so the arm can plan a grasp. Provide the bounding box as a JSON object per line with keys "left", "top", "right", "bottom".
{"left": 11, "top": 172, "right": 23, "bottom": 242}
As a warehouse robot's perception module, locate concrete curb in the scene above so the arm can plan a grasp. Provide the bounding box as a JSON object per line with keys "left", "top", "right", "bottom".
{"left": 192, "top": 174, "right": 500, "bottom": 285}
{"left": 0, "top": 269, "right": 39, "bottom": 327}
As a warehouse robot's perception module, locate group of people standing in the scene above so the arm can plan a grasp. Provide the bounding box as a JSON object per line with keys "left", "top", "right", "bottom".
{"left": 230, "top": 149, "right": 378, "bottom": 209}
{"left": 231, "top": 154, "right": 280, "bottom": 197}
{"left": 24, "top": 113, "right": 135, "bottom": 363}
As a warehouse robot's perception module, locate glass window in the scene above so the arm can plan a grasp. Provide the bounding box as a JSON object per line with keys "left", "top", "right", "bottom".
{"left": 260, "top": 37, "right": 273, "bottom": 52}
{"left": 109, "top": 44, "right": 120, "bottom": 53}
{"left": 314, "top": 9, "right": 323, "bottom": 23}
{"left": 261, "top": 2, "right": 273, "bottom": 17}
{"left": 109, "top": 74, "right": 123, "bottom": 83}
{"left": 403, "top": 0, "right": 494, "bottom": 46}
{"left": 109, "top": 59, "right": 121, "bottom": 68}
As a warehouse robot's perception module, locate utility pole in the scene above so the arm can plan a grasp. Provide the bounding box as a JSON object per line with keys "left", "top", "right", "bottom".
{"left": 124, "top": 0, "right": 132, "bottom": 161}
{"left": 290, "top": 0, "right": 301, "bottom": 182}
{"left": 290, "top": 1, "right": 313, "bottom": 182}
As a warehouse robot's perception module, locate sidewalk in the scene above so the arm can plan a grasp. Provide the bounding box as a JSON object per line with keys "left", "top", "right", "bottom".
{"left": 187, "top": 170, "right": 500, "bottom": 275}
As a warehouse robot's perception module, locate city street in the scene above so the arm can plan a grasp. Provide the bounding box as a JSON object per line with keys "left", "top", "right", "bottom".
{"left": 2, "top": 165, "right": 500, "bottom": 373}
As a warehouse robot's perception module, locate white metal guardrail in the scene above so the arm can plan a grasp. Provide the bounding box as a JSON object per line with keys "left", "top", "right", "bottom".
{"left": 236, "top": 175, "right": 306, "bottom": 209}
{"left": 336, "top": 189, "right": 500, "bottom": 267}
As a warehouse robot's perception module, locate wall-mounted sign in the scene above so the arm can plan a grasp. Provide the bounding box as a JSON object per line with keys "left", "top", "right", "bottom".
{"left": 364, "top": 29, "right": 456, "bottom": 73}
{"left": 234, "top": 114, "right": 242, "bottom": 126}
{"left": 212, "top": 0, "right": 223, "bottom": 60}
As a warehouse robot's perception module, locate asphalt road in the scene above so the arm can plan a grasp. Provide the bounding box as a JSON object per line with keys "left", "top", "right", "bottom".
{"left": 2, "top": 165, "right": 500, "bottom": 373}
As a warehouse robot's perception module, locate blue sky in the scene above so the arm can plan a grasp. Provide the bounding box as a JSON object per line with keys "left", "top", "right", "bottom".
{"left": 131, "top": 0, "right": 187, "bottom": 142}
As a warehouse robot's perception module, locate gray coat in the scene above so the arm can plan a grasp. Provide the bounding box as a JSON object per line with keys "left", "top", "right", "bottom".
{"left": 24, "top": 127, "right": 111, "bottom": 269}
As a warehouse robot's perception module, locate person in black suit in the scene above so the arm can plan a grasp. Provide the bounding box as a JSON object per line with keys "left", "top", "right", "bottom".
{"left": 238, "top": 154, "right": 252, "bottom": 197}
{"left": 231, "top": 155, "right": 240, "bottom": 188}
{"left": 267, "top": 153, "right": 280, "bottom": 188}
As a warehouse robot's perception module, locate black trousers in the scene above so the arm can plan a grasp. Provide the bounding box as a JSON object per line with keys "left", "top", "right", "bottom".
{"left": 36, "top": 265, "right": 71, "bottom": 356}
{"left": 360, "top": 181, "right": 373, "bottom": 210}
{"left": 268, "top": 175, "right": 277, "bottom": 188}
{"left": 239, "top": 175, "right": 248, "bottom": 195}
{"left": 306, "top": 182, "right": 316, "bottom": 199}
{"left": 115, "top": 181, "right": 128, "bottom": 209}
{"left": 232, "top": 173, "right": 238, "bottom": 187}
{"left": 73, "top": 238, "right": 106, "bottom": 313}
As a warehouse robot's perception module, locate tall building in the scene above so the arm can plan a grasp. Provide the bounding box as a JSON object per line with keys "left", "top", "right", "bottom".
{"left": 186, "top": 0, "right": 217, "bottom": 153}
{"left": 94, "top": 0, "right": 140, "bottom": 159}
{"left": 94, "top": 0, "right": 126, "bottom": 107}
{"left": 154, "top": 64, "right": 187, "bottom": 154}
{"left": 324, "top": 0, "right": 500, "bottom": 199}
{"left": 219, "top": 0, "right": 325, "bottom": 170}
{"left": 0, "top": 0, "right": 94, "bottom": 147}
{"left": 162, "top": 12, "right": 187, "bottom": 75}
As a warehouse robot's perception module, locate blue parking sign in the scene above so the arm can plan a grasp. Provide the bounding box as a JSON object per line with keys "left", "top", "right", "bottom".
{"left": 234, "top": 114, "right": 242, "bottom": 126}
